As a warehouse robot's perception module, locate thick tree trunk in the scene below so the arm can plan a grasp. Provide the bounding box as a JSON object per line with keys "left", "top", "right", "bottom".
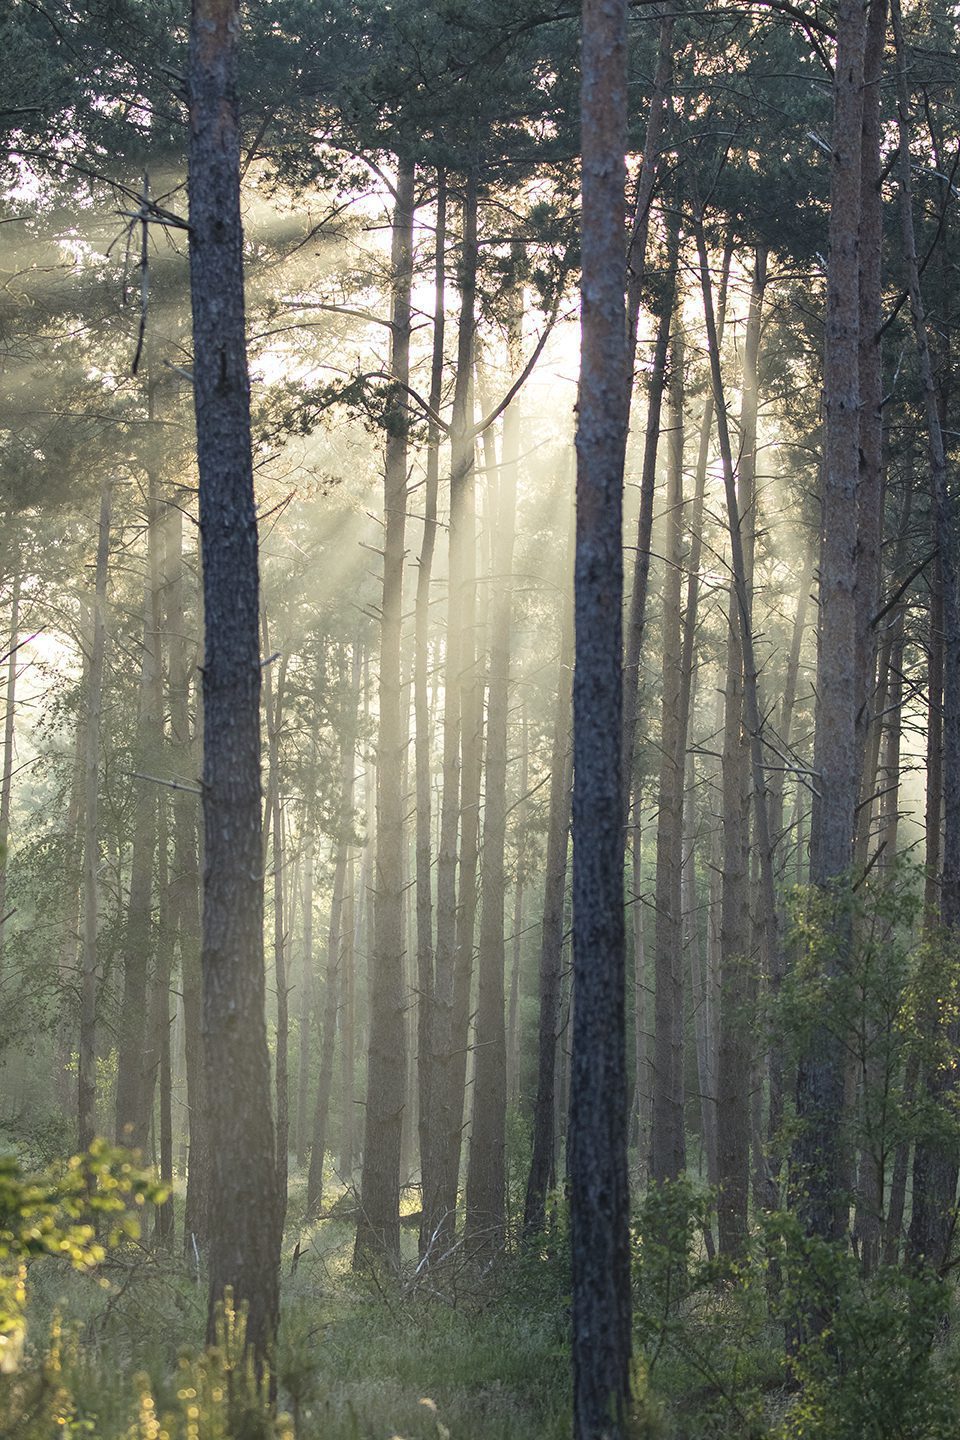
{"left": 570, "top": 0, "right": 632, "bottom": 1430}
{"left": 793, "top": 0, "right": 866, "bottom": 1268}
{"left": 355, "top": 155, "right": 415, "bottom": 1268}
{"left": 188, "top": 0, "right": 280, "bottom": 1361}
{"left": 78, "top": 481, "right": 111, "bottom": 1152}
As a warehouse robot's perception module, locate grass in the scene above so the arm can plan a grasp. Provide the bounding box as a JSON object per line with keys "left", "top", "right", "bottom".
{"left": 2, "top": 1176, "right": 572, "bottom": 1440}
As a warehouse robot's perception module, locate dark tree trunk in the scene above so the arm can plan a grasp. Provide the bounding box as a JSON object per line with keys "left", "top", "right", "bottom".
{"left": 188, "top": 0, "right": 280, "bottom": 1361}
{"left": 570, "top": 0, "right": 632, "bottom": 1430}
{"left": 355, "top": 155, "right": 415, "bottom": 1268}
{"left": 621, "top": 221, "right": 680, "bottom": 825}
{"left": 792, "top": 0, "right": 866, "bottom": 1266}
{"left": 892, "top": 0, "right": 960, "bottom": 1270}
{"left": 151, "top": 792, "right": 175, "bottom": 1246}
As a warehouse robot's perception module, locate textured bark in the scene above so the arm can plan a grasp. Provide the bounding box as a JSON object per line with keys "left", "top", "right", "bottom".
{"left": 355, "top": 156, "right": 415, "bottom": 1268}
{"left": 892, "top": 0, "right": 960, "bottom": 1270}
{"left": 78, "top": 481, "right": 111, "bottom": 1153}
{"left": 524, "top": 506, "right": 574, "bottom": 1233}
{"left": 415, "top": 171, "right": 446, "bottom": 1235}
{"left": 188, "top": 0, "right": 280, "bottom": 1361}
{"left": 650, "top": 328, "right": 686, "bottom": 1187}
{"left": 793, "top": 0, "right": 866, "bottom": 1256}
{"left": 116, "top": 469, "right": 163, "bottom": 1151}
{"left": 466, "top": 282, "right": 522, "bottom": 1248}
{"left": 570, "top": 0, "right": 632, "bottom": 1430}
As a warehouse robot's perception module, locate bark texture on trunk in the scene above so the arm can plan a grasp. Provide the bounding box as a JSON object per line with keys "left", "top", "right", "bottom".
{"left": 188, "top": 0, "right": 280, "bottom": 1361}
{"left": 793, "top": 0, "right": 866, "bottom": 1258}
{"left": 570, "top": 1, "right": 632, "bottom": 1430}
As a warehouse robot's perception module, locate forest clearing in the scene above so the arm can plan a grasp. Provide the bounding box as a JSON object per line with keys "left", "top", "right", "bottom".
{"left": 1, "top": 0, "right": 960, "bottom": 1436}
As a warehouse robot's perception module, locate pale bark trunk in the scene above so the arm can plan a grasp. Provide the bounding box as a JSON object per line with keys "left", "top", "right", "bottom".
{"left": 651, "top": 326, "right": 686, "bottom": 1187}
{"left": 78, "top": 481, "right": 111, "bottom": 1152}
{"left": 466, "top": 278, "right": 522, "bottom": 1247}
{"left": 0, "top": 565, "right": 20, "bottom": 972}
{"left": 524, "top": 501, "right": 574, "bottom": 1234}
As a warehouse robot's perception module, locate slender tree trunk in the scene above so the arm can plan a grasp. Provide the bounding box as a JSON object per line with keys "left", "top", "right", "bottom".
{"left": 116, "top": 469, "right": 163, "bottom": 1150}
{"left": 425, "top": 172, "right": 479, "bottom": 1255}
{"left": 651, "top": 327, "right": 686, "bottom": 1186}
{"left": 355, "top": 156, "right": 415, "bottom": 1268}
{"left": 507, "top": 702, "right": 528, "bottom": 1108}
{"left": 307, "top": 646, "right": 360, "bottom": 1218}
{"left": 466, "top": 279, "right": 523, "bottom": 1247}
{"left": 621, "top": 219, "right": 680, "bottom": 824}
{"left": 78, "top": 482, "right": 111, "bottom": 1152}
{"left": 524, "top": 503, "right": 574, "bottom": 1234}
{"left": 570, "top": 0, "right": 632, "bottom": 1428}
{"left": 296, "top": 708, "right": 320, "bottom": 1167}
{"left": 165, "top": 503, "right": 207, "bottom": 1260}
{"left": 415, "top": 170, "right": 446, "bottom": 1234}
{"left": 188, "top": 0, "right": 280, "bottom": 1359}
{"left": 0, "top": 564, "right": 21, "bottom": 972}
{"left": 262, "top": 623, "right": 289, "bottom": 1229}
{"left": 151, "top": 793, "right": 175, "bottom": 1246}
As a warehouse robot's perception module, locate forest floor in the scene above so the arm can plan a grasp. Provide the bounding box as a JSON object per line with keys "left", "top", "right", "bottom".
{"left": 7, "top": 1176, "right": 573, "bottom": 1440}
